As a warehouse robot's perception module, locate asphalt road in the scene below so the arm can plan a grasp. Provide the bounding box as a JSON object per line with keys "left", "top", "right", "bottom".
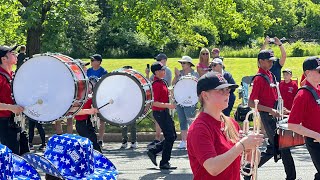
{"left": 31, "top": 141, "right": 315, "bottom": 180}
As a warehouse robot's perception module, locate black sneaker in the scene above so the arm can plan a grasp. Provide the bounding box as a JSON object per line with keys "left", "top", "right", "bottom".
{"left": 98, "top": 140, "right": 104, "bottom": 147}
{"left": 38, "top": 144, "right": 46, "bottom": 151}
{"left": 147, "top": 140, "right": 160, "bottom": 150}
{"left": 147, "top": 151, "right": 157, "bottom": 166}
{"left": 159, "top": 163, "right": 177, "bottom": 170}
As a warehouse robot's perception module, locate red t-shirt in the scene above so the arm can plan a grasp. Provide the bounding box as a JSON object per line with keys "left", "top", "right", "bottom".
{"left": 187, "top": 112, "right": 241, "bottom": 180}
{"left": 249, "top": 68, "right": 277, "bottom": 109}
{"left": 0, "top": 66, "right": 14, "bottom": 117}
{"left": 288, "top": 81, "right": 320, "bottom": 133}
{"left": 74, "top": 98, "right": 92, "bottom": 121}
{"left": 152, "top": 77, "right": 169, "bottom": 111}
{"left": 279, "top": 80, "right": 298, "bottom": 110}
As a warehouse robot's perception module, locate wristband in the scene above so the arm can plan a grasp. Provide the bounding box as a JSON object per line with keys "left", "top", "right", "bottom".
{"left": 239, "top": 141, "right": 245, "bottom": 151}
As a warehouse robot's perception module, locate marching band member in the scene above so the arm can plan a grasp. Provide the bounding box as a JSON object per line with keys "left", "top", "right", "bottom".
{"left": 0, "top": 45, "right": 26, "bottom": 155}
{"left": 172, "top": 56, "right": 199, "bottom": 149}
{"left": 145, "top": 53, "right": 172, "bottom": 149}
{"left": 197, "top": 48, "right": 211, "bottom": 77}
{"left": 247, "top": 50, "right": 296, "bottom": 180}
{"left": 187, "top": 71, "right": 263, "bottom": 180}
{"left": 147, "top": 61, "right": 177, "bottom": 169}
{"left": 288, "top": 57, "right": 320, "bottom": 180}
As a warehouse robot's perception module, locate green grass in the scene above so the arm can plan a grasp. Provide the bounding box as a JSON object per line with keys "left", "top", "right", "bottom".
{"left": 26, "top": 56, "right": 307, "bottom": 134}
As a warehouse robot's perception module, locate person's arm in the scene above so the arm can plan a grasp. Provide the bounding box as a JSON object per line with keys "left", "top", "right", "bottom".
{"left": 76, "top": 108, "right": 98, "bottom": 116}
{"left": 153, "top": 101, "right": 175, "bottom": 109}
{"left": 260, "top": 36, "right": 270, "bottom": 51}
{"left": 288, "top": 123, "right": 320, "bottom": 141}
{"left": 0, "top": 103, "right": 24, "bottom": 114}
{"left": 203, "top": 134, "right": 263, "bottom": 176}
{"left": 274, "top": 37, "right": 286, "bottom": 66}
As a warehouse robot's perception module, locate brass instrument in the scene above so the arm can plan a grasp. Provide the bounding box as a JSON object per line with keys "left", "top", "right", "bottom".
{"left": 241, "top": 99, "right": 261, "bottom": 180}
{"left": 271, "top": 82, "right": 284, "bottom": 121}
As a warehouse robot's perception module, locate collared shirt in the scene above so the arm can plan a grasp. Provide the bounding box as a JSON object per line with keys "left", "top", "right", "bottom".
{"left": 288, "top": 81, "right": 320, "bottom": 133}
{"left": 74, "top": 98, "right": 92, "bottom": 121}
{"left": 0, "top": 66, "right": 14, "bottom": 117}
{"left": 279, "top": 80, "right": 298, "bottom": 110}
{"left": 152, "top": 76, "right": 169, "bottom": 111}
{"left": 187, "top": 112, "right": 240, "bottom": 180}
{"left": 249, "top": 68, "right": 277, "bottom": 109}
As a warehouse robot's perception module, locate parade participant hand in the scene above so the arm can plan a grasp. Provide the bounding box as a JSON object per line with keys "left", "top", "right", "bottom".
{"left": 89, "top": 108, "right": 99, "bottom": 115}
{"left": 284, "top": 108, "right": 290, "bottom": 115}
{"left": 264, "top": 36, "right": 270, "bottom": 44}
{"left": 274, "top": 37, "right": 282, "bottom": 46}
{"left": 174, "top": 67, "right": 180, "bottom": 77}
{"left": 167, "top": 103, "right": 176, "bottom": 109}
{"left": 240, "top": 134, "right": 264, "bottom": 150}
{"left": 145, "top": 68, "right": 150, "bottom": 75}
{"left": 10, "top": 105, "right": 24, "bottom": 114}
{"left": 270, "top": 109, "right": 281, "bottom": 117}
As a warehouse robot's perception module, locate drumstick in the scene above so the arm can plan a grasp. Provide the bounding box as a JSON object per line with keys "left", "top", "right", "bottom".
{"left": 98, "top": 99, "right": 114, "bottom": 110}
{"left": 25, "top": 99, "right": 43, "bottom": 108}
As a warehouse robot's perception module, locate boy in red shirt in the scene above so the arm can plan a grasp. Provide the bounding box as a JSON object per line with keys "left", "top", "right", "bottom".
{"left": 74, "top": 76, "right": 102, "bottom": 152}
{"left": 279, "top": 69, "right": 298, "bottom": 111}
{"left": 288, "top": 57, "right": 320, "bottom": 179}
{"left": 247, "top": 50, "right": 296, "bottom": 180}
{"left": 146, "top": 62, "right": 177, "bottom": 169}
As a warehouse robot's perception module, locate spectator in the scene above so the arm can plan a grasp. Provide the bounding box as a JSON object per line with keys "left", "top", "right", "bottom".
{"left": 197, "top": 48, "right": 210, "bottom": 77}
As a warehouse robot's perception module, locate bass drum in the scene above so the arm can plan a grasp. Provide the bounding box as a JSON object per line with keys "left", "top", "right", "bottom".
{"left": 92, "top": 68, "right": 153, "bottom": 126}
{"left": 12, "top": 53, "right": 88, "bottom": 123}
{"left": 173, "top": 75, "right": 198, "bottom": 107}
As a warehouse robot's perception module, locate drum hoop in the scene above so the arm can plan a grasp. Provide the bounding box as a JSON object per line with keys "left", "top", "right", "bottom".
{"left": 173, "top": 75, "right": 198, "bottom": 107}
{"left": 92, "top": 70, "right": 151, "bottom": 126}
{"left": 12, "top": 53, "right": 88, "bottom": 123}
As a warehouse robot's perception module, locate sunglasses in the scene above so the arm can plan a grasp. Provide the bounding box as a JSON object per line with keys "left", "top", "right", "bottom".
{"left": 215, "top": 88, "right": 231, "bottom": 95}
{"left": 202, "top": 53, "right": 209, "bottom": 55}
{"left": 180, "top": 62, "right": 188, "bottom": 64}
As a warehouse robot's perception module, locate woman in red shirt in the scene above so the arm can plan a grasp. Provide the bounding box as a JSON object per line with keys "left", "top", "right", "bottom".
{"left": 187, "top": 71, "right": 263, "bottom": 180}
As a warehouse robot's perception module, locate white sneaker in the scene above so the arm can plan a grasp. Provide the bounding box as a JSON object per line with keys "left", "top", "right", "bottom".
{"left": 130, "top": 142, "right": 138, "bottom": 149}
{"left": 120, "top": 142, "right": 128, "bottom": 149}
{"left": 178, "top": 141, "right": 186, "bottom": 149}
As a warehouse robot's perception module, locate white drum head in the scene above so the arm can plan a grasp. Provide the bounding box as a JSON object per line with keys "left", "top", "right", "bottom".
{"left": 93, "top": 73, "right": 144, "bottom": 125}
{"left": 173, "top": 78, "right": 198, "bottom": 107}
{"left": 13, "top": 56, "right": 76, "bottom": 122}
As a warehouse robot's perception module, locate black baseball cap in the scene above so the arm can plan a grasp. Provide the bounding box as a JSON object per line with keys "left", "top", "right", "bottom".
{"left": 197, "top": 71, "right": 239, "bottom": 96}
{"left": 258, "top": 50, "right": 277, "bottom": 61}
{"left": 154, "top": 53, "right": 167, "bottom": 61}
{"left": 303, "top": 56, "right": 320, "bottom": 72}
{"left": 90, "top": 54, "right": 102, "bottom": 61}
{"left": 0, "top": 45, "right": 18, "bottom": 58}
{"left": 151, "top": 62, "right": 166, "bottom": 74}
{"left": 76, "top": 59, "right": 90, "bottom": 66}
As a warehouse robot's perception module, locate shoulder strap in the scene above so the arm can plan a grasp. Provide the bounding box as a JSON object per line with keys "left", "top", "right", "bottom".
{"left": 297, "top": 85, "right": 320, "bottom": 105}
{"left": 0, "top": 71, "right": 11, "bottom": 83}
{"left": 152, "top": 79, "right": 168, "bottom": 87}
{"left": 251, "top": 72, "right": 277, "bottom": 86}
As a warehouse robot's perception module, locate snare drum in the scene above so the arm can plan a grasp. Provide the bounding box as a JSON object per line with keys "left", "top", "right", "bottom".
{"left": 12, "top": 53, "right": 88, "bottom": 123}
{"left": 173, "top": 75, "right": 198, "bottom": 107}
{"left": 92, "top": 68, "right": 153, "bottom": 125}
{"left": 276, "top": 123, "right": 305, "bottom": 150}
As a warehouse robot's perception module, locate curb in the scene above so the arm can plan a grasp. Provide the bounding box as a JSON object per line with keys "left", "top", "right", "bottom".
{"left": 31, "top": 132, "right": 182, "bottom": 144}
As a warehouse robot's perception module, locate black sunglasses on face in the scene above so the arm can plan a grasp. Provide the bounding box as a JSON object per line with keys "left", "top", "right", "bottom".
{"left": 202, "top": 53, "right": 209, "bottom": 55}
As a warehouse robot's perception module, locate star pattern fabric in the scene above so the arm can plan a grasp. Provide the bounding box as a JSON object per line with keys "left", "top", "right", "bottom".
{"left": 0, "top": 144, "right": 41, "bottom": 180}
{"left": 23, "top": 134, "right": 118, "bottom": 180}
